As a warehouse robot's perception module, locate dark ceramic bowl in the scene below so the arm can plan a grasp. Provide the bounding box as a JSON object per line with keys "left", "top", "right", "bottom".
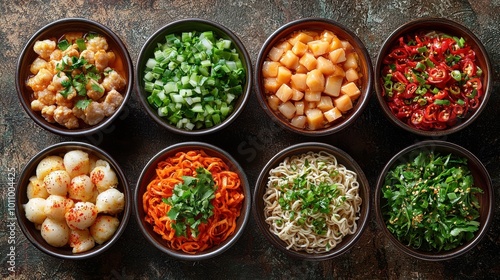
{"left": 134, "top": 142, "right": 251, "bottom": 260}
{"left": 16, "top": 141, "right": 131, "bottom": 259}
{"left": 252, "top": 142, "right": 370, "bottom": 260}
{"left": 254, "top": 18, "right": 373, "bottom": 136}
{"left": 16, "top": 18, "right": 133, "bottom": 136}
{"left": 374, "top": 140, "right": 493, "bottom": 261}
{"left": 375, "top": 18, "right": 492, "bottom": 137}
{"left": 135, "top": 18, "right": 252, "bottom": 135}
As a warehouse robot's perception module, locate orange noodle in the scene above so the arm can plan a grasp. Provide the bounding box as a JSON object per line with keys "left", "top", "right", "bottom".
{"left": 143, "top": 149, "right": 244, "bottom": 254}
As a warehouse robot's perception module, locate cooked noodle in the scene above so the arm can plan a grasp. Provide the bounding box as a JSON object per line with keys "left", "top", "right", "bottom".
{"left": 263, "top": 151, "right": 362, "bottom": 253}
{"left": 143, "top": 149, "right": 244, "bottom": 254}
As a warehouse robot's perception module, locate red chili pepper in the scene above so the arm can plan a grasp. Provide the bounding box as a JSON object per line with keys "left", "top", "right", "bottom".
{"left": 390, "top": 47, "right": 408, "bottom": 60}
{"left": 424, "top": 104, "right": 439, "bottom": 121}
{"left": 434, "top": 89, "right": 449, "bottom": 100}
{"left": 401, "top": 83, "right": 417, "bottom": 99}
{"left": 465, "top": 78, "right": 482, "bottom": 91}
{"left": 392, "top": 71, "right": 408, "bottom": 84}
{"left": 410, "top": 110, "right": 424, "bottom": 126}
{"left": 437, "top": 109, "right": 451, "bottom": 122}
{"left": 428, "top": 64, "right": 450, "bottom": 84}
{"left": 396, "top": 105, "right": 412, "bottom": 119}
{"left": 462, "top": 59, "right": 477, "bottom": 77}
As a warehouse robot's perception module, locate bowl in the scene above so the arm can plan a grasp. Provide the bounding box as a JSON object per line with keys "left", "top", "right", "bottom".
{"left": 135, "top": 18, "right": 252, "bottom": 135}
{"left": 16, "top": 17, "right": 133, "bottom": 137}
{"left": 15, "top": 141, "right": 131, "bottom": 259}
{"left": 374, "top": 18, "right": 492, "bottom": 137}
{"left": 254, "top": 18, "right": 373, "bottom": 136}
{"left": 374, "top": 140, "right": 493, "bottom": 261}
{"left": 252, "top": 142, "right": 370, "bottom": 260}
{"left": 134, "top": 141, "right": 251, "bottom": 260}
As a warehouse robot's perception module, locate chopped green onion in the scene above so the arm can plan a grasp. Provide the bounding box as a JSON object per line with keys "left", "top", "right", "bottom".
{"left": 57, "top": 40, "right": 70, "bottom": 51}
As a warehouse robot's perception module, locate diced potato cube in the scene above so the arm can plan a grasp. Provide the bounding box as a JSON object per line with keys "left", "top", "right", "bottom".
{"left": 341, "top": 82, "right": 361, "bottom": 100}
{"left": 316, "top": 56, "right": 337, "bottom": 75}
{"left": 320, "top": 30, "right": 335, "bottom": 43}
{"left": 307, "top": 40, "right": 330, "bottom": 57}
{"left": 304, "top": 90, "right": 322, "bottom": 102}
{"left": 291, "top": 88, "right": 304, "bottom": 101}
{"left": 289, "top": 32, "right": 314, "bottom": 45}
{"left": 306, "top": 101, "right": 317, "bottom": 109}
{"left": 290, "top": 73, "right": 307, "bottom": 91}
{"left": 276, "top": 66, "right": 292, "bottom": 85}
{"left": 278, "top": 101, "right": 296, "bottom": 119}
{"left": 343, "top": 52, "right": 358, "bottom": 70}
{"left": 345, "top": 68, "right": 360, "bottom": 82}
{"left": 290, "top": 115, "right": 307, "bottom": 129}
{"left": 295, "top": 64, "right": 308, "bottom": 74}
{"left": 267, "top": 95, "right": 281, "bottom": 111}
{"left": 268, "top": 46, "right": 284, "bottom": 62}
{"left": 329, "top": 36, "right": 343, "bottom": 51}
{"left": 334, "top": 94, "right": 353, "bottom": 113}
{"left": 295, "top": 101, "right": 305, "bottom": 115}
{"left": 329, "top": 48, "right": 346, "bottom": 64}
{"left": 262, "top": 61, "right": 281, "bottom": 78}
{"left": 305, "top": 108, "right": 325, "bottom": 130}
{"left": 317, "top": 96, "right": 334, "bottom": 112}
{"left": 324, "top": 107, "right": 343, "bottom": 122}
{"left": 324, "top": 75, "right": 343, "bottom": 97}
{"left": 299, "top": 52, "right": 317, "bottom": 71}
{"left": 276, "top": 40, "right": 292, "bottom": 52}
{"left": 306, "top": 69, "right": 325, "bottom": 92}
{"left": 263, "top": 78, "right": 280, "bottom": 94}
{"left": 341, "top": 40, "right": 353, "bottom": 51}
{"left": 292, "top": 41, "right": 308, "bottom": 56}
{"left": 280, "top": 50, "right": 299, "bottom": 70}
{"left": 275, "top": 84, "right": 293, "bottom": 102}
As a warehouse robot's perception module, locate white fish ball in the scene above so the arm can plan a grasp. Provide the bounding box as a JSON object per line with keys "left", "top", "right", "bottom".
{"left": 69, "top": 228, "right": 95, "bottom": 253}
{"left": 44, "top": 195, "right": 73, "bottom": 221}
{"left": 90, "top": 160, "right": 118, "bottom": 193}
{"left": 24, "top": 198, "right": 47, "bottom": 224}
{"left": 68, "top": 175, "right": 96, "bottom": 201}
{"left": 27, "top": 176, "right": 49, "bottom": 199}
{"left": 95, "top": 188, "right": 125, "bottom": 215}
{"left": 64, "top": 150, "right": 90, "bottom": 178}
{"left": 36, "top": 155, "right": 64, "bottom": 180}
{"left": 43, "top": 170, "right": 71, "bottom": 196}
{"left": 65, "top": 202, "right": 98, "bottom": 230}
{"left": 90, "top": 215, "right": 120, "bottom": 244}
{"left": 41, "top": 218, "right": 70, "bottom": 247}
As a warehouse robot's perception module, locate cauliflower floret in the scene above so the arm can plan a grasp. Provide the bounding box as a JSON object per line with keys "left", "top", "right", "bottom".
{"left": 50, "top": 49, "right": 62, "bottom": 61}
{"left": 31, "top": 100, "right": 45, "bottom": 111}
{"left": 33, "top": 39, "right": 56, "bottom": 60}
{"left": 106, "top": 51, "right": 116, "bottom": 64}
{"left": 47, "top": 72, "right": 69, "bottom": 93}
{"left": 64, "top": 32, "right": 84, "bottom": 43}
{"left": 27, "top": 68, "right": 53, "bottom": 92}
{"left": 94, "top": 50, "right": 109, "bottom": 72}
{"left": 41, "top": 105, "right": 56, "bottom": 123}
{"left": 36, "top": 88, "right": 56, "bottom": 106}
{"left": 54, "top": 106, "right": 79, "bottom": 129}
{"left": 86, "top": 79, "right": 105, "bottom": 101}
{"left": 87, "top": 36, "right": 108, "bottom": 52}
{"left": 62, "top": 46, "right": 80, "bottom": 59}
{"left": 30, "top": 57, "right": 48, "bottom": 75}
{"left": 102, "top": 69, "right": 126, "bottom": 92}
{"left": 79, "top": 49, "right": 95, "bottom": 64}
{"left": 102, "top": 89, "right": 124, "bottom": 116}
{"left": 55, "top": 92, "right": 74, "bottom": 108}
{"left": 82, "top": 101, "right": 106, "bottom": 125}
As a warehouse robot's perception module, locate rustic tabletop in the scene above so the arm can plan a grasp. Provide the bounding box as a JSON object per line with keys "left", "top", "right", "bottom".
{"left": 1, "top": 1, "right": 499, "bottom": 279}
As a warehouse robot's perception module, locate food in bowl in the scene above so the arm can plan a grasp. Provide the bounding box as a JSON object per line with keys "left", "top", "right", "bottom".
{"left": 25, "top": 32, "right": 127, "bottom": 129}
{"left": 23, "top": 149, "right": 125, "bottom": 253}
{"left": 380, "top": 30, "right": 484, "bottom": 131}
{"left": 381, "top": 150, "right": 482, "bottom": 252}
{"left": 263, "top": 150, "right": 362, "bottom": 253}
{"left": 261, "top": 29, "right": 363, "bottom": 130}
{"left": 141, "top": 30, "right": 246, "bottom": 130}
{"left": 142, "top": 149, "right": 245, "bottom": 254}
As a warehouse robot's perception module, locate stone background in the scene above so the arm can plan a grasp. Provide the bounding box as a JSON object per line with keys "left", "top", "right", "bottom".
{"left": 1, "top": 1, "right": 499, "bottom": 279}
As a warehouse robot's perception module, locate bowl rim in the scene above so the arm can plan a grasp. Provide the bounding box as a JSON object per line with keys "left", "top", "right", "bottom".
{"left": 133, "top": 141, "right": 251, "bottom": 260}
{"left": 374, "top": 17, "right": 492, "bottom": 137}
{"left": 252, "top": 141, "right": 370, "bottom": 260}
{"left": 15, "top": 17, "right": 134, "bottom": 137}
{"left": 253, "top": 17, "right": 374, "bottom": 136}
{"left": 15, "top": 141, "right": 132, "bottom": 259}
{"left": 374, "top": 140, "right": 494, "bottom": 261}
{"left": 134, "top": 18, "right": 253, "bottom": 136}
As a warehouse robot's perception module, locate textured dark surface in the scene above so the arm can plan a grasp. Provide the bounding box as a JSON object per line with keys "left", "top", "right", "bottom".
{"left": 1, "top": 1, "right": 499, "bottom": 279}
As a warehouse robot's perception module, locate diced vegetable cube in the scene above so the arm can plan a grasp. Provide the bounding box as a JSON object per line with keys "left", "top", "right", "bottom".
{"left": 305, "top": 108, "right": 324, "bottom": 130}
{"left": 307, "top": 40, "right": 329, "bottom": 57}
{"left": 341, "top": 40, "right": 353, "bottom": 51}
{"left": 263, "top": 77, "right": 280, "bottom": 94}
{"left": 317, "top": 96, "right": 334, "bottom": 112}
{"left": 278, "top": 101, "right": 296, "bottom": 119}
{"left": 345, "top": 68, "right": 360, "bottom": 82}
{"left": 280, "top": 50, "right": 300, "bottom": 70}
{"left": 292, "top": 41, "right": 308, "bottom": 56}
{"left": 304, "top": 90, "right": 322, "bottom": 102}
{"left": 343, "top": 52, "right": 358, "bottom": 70}
{"left": 329, "top": 35, "right": 343, "bottom": 51}
{"left": 289, "top": 32, "right": 314, "bottom": 45}
{"left": 334, "top": 94, "right": 353, "bottom": 112}
{"left": 324, "top": 107, "right": 343, "bottom": 122}
{"left": 328, "top": 48, "right": 346, "bottom": 64}
{"left": 299, "top": 52, "right": 317, "bottom": 71}
{"left": 290, "top": 73, "right": 307, "bottom": 91}
{"left": 262, "top": 61, "right": 281, "bottom": 78}
{"left": 276, "top": 66, "right": 292, "bottom": 85}
{"left": 295, "top": 101, "right": 305, "bottom": 115}
{"left": 324, "top": 75, "right": 343, "bottom": 97}
{"left": 268, "top": 46, "right": 284, "bottom": 62}
{"left": 290, "top": 115, "right": 307, "bottom": 128}
{"left": 291, "top": 88, "right": 304, "bottom": 101}
{"left": 275, "top": 83, "right": 293, "bottom": 102}
{"left": 306, "top": 69, "right": 325, "bottom": 92}
{"left": 320, "top": 30, "right": 335, "bottom": 44}
{"left": 316, "top": 56, "right": 336, "bottom": 75}
{"left": 341, "top": 82, "right": 361, "bottom": 100}
{"left": 267, "top": 95, "right": 281, "bottom": 111}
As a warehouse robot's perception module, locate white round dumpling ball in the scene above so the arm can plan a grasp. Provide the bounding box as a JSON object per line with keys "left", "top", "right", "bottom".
{"left": 95, "top": 188, "right": 125, "bottom": 215}
{"left": 90, "top": 215, "right": 120, "bottom": 244}
{"left": 36, "top": 155, "right": 64, "bottom": 180}
{"left": 64, "top": 150, "right": 90, "bottom": 178}
{"left": 27, "top": 176, "right": 49, "bottom": 199}
{"left": 68, "top": 175, "right": 97, "bottom": 201}
{"left": 41, "top": 218, "right": 70, "bottom": 247}
{"left": 24, "top": 198, "right": 47, "bottom": 224}
{"left": 44, "top": 195, "right": 73, "bottom": 221}
{"left": 43, "top": 170, "right": 71, "bottom": 196}
{"left": 69, "top": 228, "right": 95, "bottom": 253}
{"left": 65, "top": 202, "right": 98, "bottom": 230}
{"left": 90, "top": 160, "right": 118, "bottom": 193}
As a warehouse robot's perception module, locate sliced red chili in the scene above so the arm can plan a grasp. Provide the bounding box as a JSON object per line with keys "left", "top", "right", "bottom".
{"left": 401, "top": 83, "right": 417, "bottom": 99}
{"left": 462, "top": 59, "right": 477, "bottom": 77}
{"left": 424, "top": 104, "right": 439, "bottom": 121}
{"left": 389, "top": 47, "right": 408, "bottom": 60}
{"left": 434, "top": 89, "right": 449, "bottom": 100}
{"left": 396, "top": 105, "right": 412, "bottom": 119}
{"left": 437, "top": 109, "right": 451, "bottom": 122}
{"left": 410, "top": 110, "right": 424, "bottom": 126}
{"left": 392, "top": 71, "right": 408, "bottom": 84}
{"left": 427, "top": 64, "right": 450, "bottom": 84}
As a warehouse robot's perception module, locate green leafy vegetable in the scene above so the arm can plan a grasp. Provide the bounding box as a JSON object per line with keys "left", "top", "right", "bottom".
{"left": 162, "top": 167, "right": 216, "bottom": 237}
{"left": 75, "top": 99, "right": 91, "bottom": 109}
{"left": 381, "top": 151, "right": 482, "bottom": 252}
